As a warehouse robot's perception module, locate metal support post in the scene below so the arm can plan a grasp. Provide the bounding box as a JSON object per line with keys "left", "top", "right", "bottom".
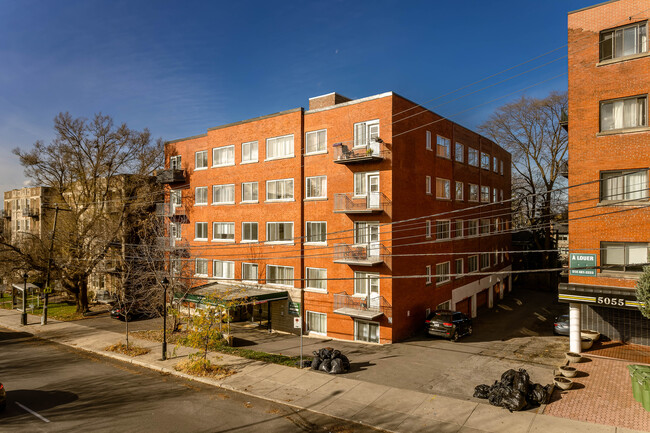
{"left": 21, "top": 272, "right": 28, "bottom": 326}
{"left": 569, "top": 303, "right": 581, "bottom": 353}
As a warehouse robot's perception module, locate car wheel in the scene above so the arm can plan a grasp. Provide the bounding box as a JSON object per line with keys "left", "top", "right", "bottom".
{"left": 451, "top": 332, "right": 459, "bottom": 342}
{"left": 467, "top": 326, "right": 473, "bottom": 336}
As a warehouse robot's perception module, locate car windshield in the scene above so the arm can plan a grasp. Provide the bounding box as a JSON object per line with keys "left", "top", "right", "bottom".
{"left": 431, "top": 312, "right": 452, "bottom": 321}
{"left": 557, "top": 315, "right": 569, "bottom": 321}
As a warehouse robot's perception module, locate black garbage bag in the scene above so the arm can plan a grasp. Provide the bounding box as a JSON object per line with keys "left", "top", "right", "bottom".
{"left": 542, "top": 384, "right": 554, "bottom": 404}
{"left": 502, "top": 388, "right": 527, "bottom": 412}
{"left": 332, "top": 349, "right": 342, "bottom": 359}
{"left": 512, "top": 369, "right": 530, "bottom": 394}
{"left": 339, "top": 354, "right": 350, "bottom": 372}
{"left": 473, "top": 384, "right": 491, "bottom": 399}
{"left": 329, "top": 358, "right": 344, "bottom": 374}
{"left": 487, "top": 383, "right": 509, "bottom": 407}
{"left": 319, "top": 348, "right": 333, "bottom": 360}
{"left": 526, "top": 383, "right": 548, "bottom": 406}
{"left": 500, "top": 369, "right": 517, "bottom": 386}
{"left": 319, "top": 359, "right": 332, "bottom": 373}
{"left": 311, "top": 355, "right": 321, "bottom": 371}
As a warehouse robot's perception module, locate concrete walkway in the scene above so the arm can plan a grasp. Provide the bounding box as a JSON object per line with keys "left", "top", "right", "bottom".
{"left": 0, "top": 309, "right": 645, "bottom": 433}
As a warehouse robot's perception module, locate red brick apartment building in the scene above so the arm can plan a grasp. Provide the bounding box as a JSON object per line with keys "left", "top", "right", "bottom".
{"left": 159, "top": 91, "right": 512, "bottom": 343}
{"left": 560, "top": 0, "right": 650, "bottom": 350}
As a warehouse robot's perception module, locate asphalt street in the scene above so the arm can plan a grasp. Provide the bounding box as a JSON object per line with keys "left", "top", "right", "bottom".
{"left": 0, "top": 327, "right": 382, "bottom": 433}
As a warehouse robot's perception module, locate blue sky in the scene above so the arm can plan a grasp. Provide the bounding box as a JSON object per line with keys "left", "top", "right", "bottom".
{"left": 0, "top": 0, "right": 598, "bottom": 195}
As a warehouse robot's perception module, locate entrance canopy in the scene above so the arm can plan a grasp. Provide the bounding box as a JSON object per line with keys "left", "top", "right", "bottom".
{"left": 11, "top": 283, "right": 40, "bottom": 293}
{"left": 175, "top": 283, "right": 288, "bottom": 307}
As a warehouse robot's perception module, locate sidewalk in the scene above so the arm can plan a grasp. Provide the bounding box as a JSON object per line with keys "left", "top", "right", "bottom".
{"left": 0, "top": 309, "right": 645, "bottom": 433}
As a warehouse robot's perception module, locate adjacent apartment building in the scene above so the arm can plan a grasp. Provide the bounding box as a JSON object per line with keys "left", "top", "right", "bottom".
{"left": 560, "top": 0, "right": 650, "bottom": 350}
{"left": 161, "top": 91, "right": 512, "bottom": 343}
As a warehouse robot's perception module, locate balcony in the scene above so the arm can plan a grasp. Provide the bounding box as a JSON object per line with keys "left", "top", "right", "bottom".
{"left": 156, "top": 203, "right": 187, "bottom": 218}
{"left": 2, "top": 210, "right": 11, "bottom": 219}
{"left": 333, "top": 192, "right": 390, "bottom": 214}
{"left": 156, "top": 237, "right": 189, "bottom": 252}
{"left": 333, "top": 141, "right": 388, "bottom": 164}
{"left": 157, "top": 169, "right": 186, "bottom": 184}
{"left": 560, "top": 110, "right": 568, "bottom": 132}
{"left": 333, "top": 243, "right": 388, "bottom": 266}
{"left": 559, "top": 160, "right": 568, "bottom": 179}
{"left": 333, "top": 292, "right": 392, "bottom": 320}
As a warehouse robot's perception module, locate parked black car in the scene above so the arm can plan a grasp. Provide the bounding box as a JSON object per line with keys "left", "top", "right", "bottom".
{"left": 0, "top": 382, "right": 6, "bottom": 411}
{"left": 110, "top": 306, "right": 156, "bottom": 322}
{"left": 553, "top": 314, "right": 570, "bottom": 336}
{"left": 425, "top": 309, "right": 472, "bottom": 341}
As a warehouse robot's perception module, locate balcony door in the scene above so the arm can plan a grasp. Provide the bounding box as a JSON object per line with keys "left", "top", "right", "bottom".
{"left": 368, "top": 174, "right": 380, "bottom": 209}
{"left": 354, "top": 222, "right": 380, "bottom": 258}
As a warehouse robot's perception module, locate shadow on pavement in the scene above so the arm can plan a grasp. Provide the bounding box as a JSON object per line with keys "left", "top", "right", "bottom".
{"left": 1, "top": 390, "right": 78, "bottom": 421}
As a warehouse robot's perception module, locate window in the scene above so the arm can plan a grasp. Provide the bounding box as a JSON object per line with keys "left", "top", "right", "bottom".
{"left": 212, "top": 184, "right": 235, "bottom": 204}
{"left": 467, "top": 255, "right": 479, "bottom": 272}
{"left": 601, "top": 242, "right": 649, "bottom": 272}
{"left": 195, "top": 258, "right": 208, "bottom": 276}
{"left": 600, "top": 21, "right": 647, "bottom": 61}
{"left": 436, "top": 262, "right": 450, "bottom": 284}
{"left": 306, "top": 176, "right": 327, "bottom": 199}
{"left": 436, "top": 220, "right": 450, "bottom": 239}
{"left": 480, "top": 185, "right": 490, "bottom": 202}
{"left": 426, "top": 265, "right": 432, "bottom": 285}
{"left": 436, "top": 178, "right": 450, "bottom": 199}
{"left": 267, "top": 265, "right": 294, "bottom": 286}
{"left": 354, "top": 221, "right": 378, "bottom": 244}
{"left": 454, "top": 220, "right": 464, "bottom": 237}
{"left": 600, "top": 95, "right": 647, "bottom": 131}
{"left": 242, "top": 263, "right": 258, "bottom": 282}
{"left": 171, "top": 189, "right": 182, "bottom": 207}
{"left": 500, "top": 160, "right": 504, "bottom": 175}
{"left": 306, "top": 221, "right": 327, "bottom": 244}
{"left": 500, "top": 189, "right": 504, "bottom": 202}
{"left": 467, "top": 220, "right": 478, "bottom": 237}
{"left": 213, "top": 260, "right": 235, "bottom": 279}
{"left": 480, "top": 253, "right": 490, "bottom": 269}
{"left": 241, "top": 182, "right": 259, "bottom": 202}
{"left": 213, "top": 222, "right": 235, "bottom": 241}
{"left": 242, "top": 141, "right": 258, "bottom": 163}
{"left": 455, "top": 142, "right": 464, "bottom": 163}
{"left": 493, "top": 188, "right": 498, "bottom": 203}
{"left": 266, "top": 179, "right": 294, "bottom": 201}
{"left": 354, "top": 272, "right": 379, "bottom": 296}
{"left": 242, "top": 222, "right": 258, "bottom": 242}
{"left": 600, "top": 170, "right": 649, "bottom": 201}
{"left": 425, "top": 220, "right": 432, "bottom": 239}
{"left": 306, "top": 311, "right": 327, "bottom": 335}
{"left": 195, "top": 150, "right": 208, "bottom": 170}
{"left": 355, "top": 320, "right": 379, "bottom": 343}
{"left": 195, "top": 222, "right": 208, "bottom": 240}
{"left": 481, "top": 152, "right": 490, "bottom": 170}
{"left": 426, "top": 131, "right": 432, "bottom": 150}
{"left": 455, "top": 258, "right": 464, "bottom": 276}
{"left": 306, "top": 268, "right": 327, "bottom": 291}
{"left": 212, "top": 145, "right": 234, "bottom": 167}
{"left": 494, "top": 218, "right": 501, "bottom": 233}
{"left": 493, "top": 157, "right": 498, "bottom": 172}
{"left": 195, "top": 187, "right": 208, "bottom": 205}
{"left": 438, "top": 300, "right": 451, "bottom": 310}
{"left": 468, "top": 147, "right": 479, "bottom": 166}
{"left": 426, "top": 176, "right": 432, "bottom": 195}
{"left": 354, "top": 120, "right": 379, "bottom": 148}
{"left": 469, "top": 184, "right": 479, "bottom": 202}
{"left": 480, "top": 219, "right": 491, "bottom": 235}
{"left": 302, "top": 129, "right": 328, "bottom": 154}
{"left": 436, "top": 136, "right": 450, "bottom": 158}
{"left": 170, "top": 222, "right": 181, "bottom": 240}
{"left": 266, "top": 134, "right": 294, "bottom": 160}
{"left": 266, "top": 222, "right": 293, "bottom": 243}
{"left": 170, "top": 155, "right": 181, "bottom": 169}
{"left": 455, "top": 181, "right": 464, "bottom": 201}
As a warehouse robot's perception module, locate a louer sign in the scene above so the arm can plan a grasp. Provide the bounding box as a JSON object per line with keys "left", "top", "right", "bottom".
{"left": 569, "top": 253, "right": 597, "bottom": 276}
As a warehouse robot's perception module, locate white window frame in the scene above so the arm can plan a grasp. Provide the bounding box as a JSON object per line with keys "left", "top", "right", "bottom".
{"left": 195, "top": 258, "right": 208, "bottom": 277}
{"left": 353, "top": 272, "right": 380, "bottom": 297}
{"left": 455, "top": 258, "right": 464, "bottom": 277}
{"left": 600, "top": 170, "right": 649, "bottom": 202}
{"left": 212, "top": 184, "right": 235, "bottom": 205}
{"left": 242, "top": 262, "right": 258, "bottom": 282}
{"left": 305, "top": 221, "right": 327, "bottom": 245}
{"left": 468, "top": 255, "right": 479, "bottom": 273}
{"left": 241, "top": 222, "right": 259, "bottom": 243}
{"left": 436, "top": 135, "right": 451, "bottom": 159}
{"left": 305, "top": 129, "right": 327, "bottom": 155}
{"left": 426, "top": 131, "right": 432, "bottom": 151}
{"left": 266, "top": 134, "right": 294, "bottom": 161}
{"left": 353, "top": 119, "right": 380, "bottom": 148}
{"left": 600, "top": 21, "right": 648, "bottom": 61}
{"left": 212, "top": 145, "right": 235, "bottom": 168}
{"left": 436, "top": 262, "right": 451, "bottom": 285}
{"left": 195, "top": 222, "right": 208, "bottom": 241}
{"left": 266, "top": 265, "right": 294, "bottom": 287}
{"left": 305, "top": 175, "right": 327, "bottom": 199}
{"left": 500, "top": 160, "right": 504, "bottom": 175}
{"left": 195, "top": 186, "right": 208, "bottom": 205}
{"left": 468, "top": 147, "right": 479, "bottom": 167}
{"left": 455, "top": 181, "right": 464, "bottom": 201}
{"left": 436, "top": 178, "right": 451, "bottom": 200}
{"left": 436, "top": 220, "right": 450, "bottom": 240}
{"left": 170, "top": 222, "right": 181, "bottom": 240}
{"left": 213, "top": 260, "right": 235, "bottom": 279}
{"left": 355, "top": 320, "right": 380, "bottom": 343}
{"left": 195, "top": 150, "right": 208, "bottom": 170}
{"left": 469, "top": 184, "right": 479, "bottom": 202}
{"left": 455, "top": 142, "right": 464, "bottom": 163}
{"left": 426, "top": 176, "right": 432, "bottom": 195}
{"left": 266, "top": 222, "right": 294, "bottom": 244}
{"left": 480, "top": 185, "right": 490, "bottom": 203}
{"left": 481, "top": 152, "right": 490, "bottom": 170}
{"left": 241, "top": 141, "right": 258, "bottom": 164}
{"left": 454, "top": 220, "right": 464, "bottom": 238}
{"left": 600, "top": 95, "right": 647, "bottom": 132}
{"left": 212, "top": 222, "right": 235, "bottom": 242}
{"left": 306, "top": 311, "right": 327, "bottom": 335}
{"left": 266, "top": 178, "right": 294, "bottom": 202}
{"left": 170, "top": 155, "right": 181, "bottom": 170}
{"left": 306, "top": 267, "right": 327, "bottom": 292}
{"left": 426, "top": 265, "right": 432, "bottom": 285}
{"left": 241, "top": 182, "right": 259, "bottom": 203}
{"left": 480, "top": 253, "right": 490, "bottom": 270}
{"left": 425, "top": 220, "right": 432, "bottom": 239}
{"left": 467, "top": 220, "right": 479, "bottom": 237}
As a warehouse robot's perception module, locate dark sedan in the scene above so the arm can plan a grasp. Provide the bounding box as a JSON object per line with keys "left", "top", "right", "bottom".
{"left": 0, "top": 382, "right": 6, "bottom": 411}
{"left": 110, "top": 306, "right": 155, "bottom": 322}
{"left": 425, "top": 309, "right": 472, "bottom": 341}
{"left": 554, "top": 314, "right": 570, "bottom": 336}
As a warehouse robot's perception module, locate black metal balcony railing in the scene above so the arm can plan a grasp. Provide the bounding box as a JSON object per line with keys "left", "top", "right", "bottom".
{"left": 21, "top": 207, "right": 39, "bottom": 218}
{"left": 156, "top": 203, "right": 187, "bottom": 218}
{"left": 157, "top": 169, "right": 186, "bottom": 184}
{"left": 333, "top": 292, "right": 392, "bottom": 320}
{"left": 2, "top": 209, "right": 11, "bottom": 219}
{"left": 333, "top": 141, "right": 388, "bottom": 164}
{"left": 333, "top": 243, "right": 388, "bottom": 266}
{"left": 559, "top": 160, "right": 568, "bottom": 178}
{"left": 333, "top": 192, "right": 390, "bottom": 214}
{"left": 156, "top": 237, "right": 189, "bottom": 251}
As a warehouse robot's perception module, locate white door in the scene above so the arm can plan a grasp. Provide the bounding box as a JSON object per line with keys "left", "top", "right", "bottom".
{"left": 368, "top": 174, "right": 380, "bottom": 209}
{"left": 367, "top": 223, "right": 380, "bottom": 258}
{"left": 368, "top": 123, "right": 380, "bottom": 155}
{"left": 368, "top": 275, "right": 380, "bottom": 309}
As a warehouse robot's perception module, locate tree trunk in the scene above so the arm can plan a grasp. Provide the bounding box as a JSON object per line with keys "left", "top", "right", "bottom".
{"left": 125, "top": 317, "right": 130, "bottom": 348}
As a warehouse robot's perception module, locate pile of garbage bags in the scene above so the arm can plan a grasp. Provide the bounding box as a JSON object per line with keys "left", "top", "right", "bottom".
{"left": 310, "top": 347, "right": 351, "bottom": 374}
{"left": 473, "top": 368, "right": 553, "bottom": 412}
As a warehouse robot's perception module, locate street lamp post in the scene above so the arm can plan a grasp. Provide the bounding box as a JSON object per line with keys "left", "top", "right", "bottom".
{"left": 21, "top": 272, "right": 28, "bottom": 326}
{"left": 162, "top": 277, "right": 168, "bottom": 361}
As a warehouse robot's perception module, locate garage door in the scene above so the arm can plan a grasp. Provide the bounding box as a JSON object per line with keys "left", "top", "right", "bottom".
{"left": 476, "top": 289, "right": 489, "bottom": 309}
{"left": 455, "top": 297, "right": 471, "bottom": 316}
{"left": 493, "top": 283, "right": 500, "bottom": 303}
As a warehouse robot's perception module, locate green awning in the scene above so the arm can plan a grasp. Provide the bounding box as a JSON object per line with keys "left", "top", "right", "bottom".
{"left": 174, "top": 283, "right": 288, "bottom": 307}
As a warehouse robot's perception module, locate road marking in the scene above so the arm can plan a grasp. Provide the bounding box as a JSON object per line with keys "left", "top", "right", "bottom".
{"left": 15, "top": 401, "right": 50, "bottom": 423}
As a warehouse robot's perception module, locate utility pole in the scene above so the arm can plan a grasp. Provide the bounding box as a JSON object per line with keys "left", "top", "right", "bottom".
{"left": 42, "top": 204, "right": 59, "bottom": 326}
{"left": 21, "top": 272, "right": 28, "bottom": 325}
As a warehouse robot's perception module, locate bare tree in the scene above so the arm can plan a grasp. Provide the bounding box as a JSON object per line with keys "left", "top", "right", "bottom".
{"left": 11, "top": 112, "right": 163, "bottom": 312}
{"left": 480, "top": 91, "right": 568, "bottom": 266}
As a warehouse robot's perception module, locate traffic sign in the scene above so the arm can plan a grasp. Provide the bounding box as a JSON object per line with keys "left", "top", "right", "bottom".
{"left": 293, "top": 317, "right": 302, "bottom": 328}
